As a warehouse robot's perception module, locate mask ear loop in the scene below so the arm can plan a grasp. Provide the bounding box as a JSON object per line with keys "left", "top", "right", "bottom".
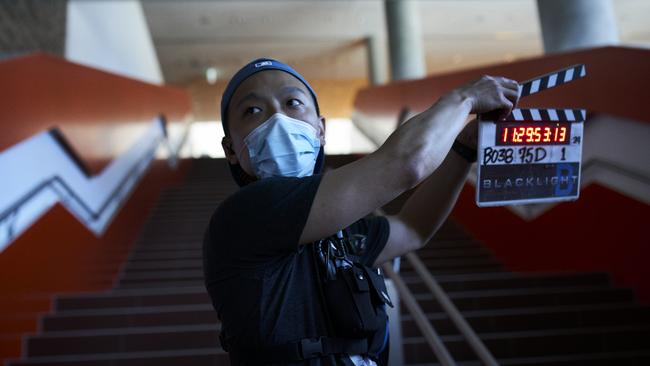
{"left": 231, "top": 139, "right": 257, "bottom": 179}
{"left": 233, "top": 139, "right": 248, "bottom": 162}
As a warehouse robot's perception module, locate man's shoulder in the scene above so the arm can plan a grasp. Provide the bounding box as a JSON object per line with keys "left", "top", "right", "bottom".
{"left": 205, "top": 174, "right": 324, "bottom": 252}
{"left": 216, "top": 175, "right": 323, "bottom": 217}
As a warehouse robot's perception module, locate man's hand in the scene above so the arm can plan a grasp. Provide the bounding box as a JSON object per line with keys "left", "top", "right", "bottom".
{"left": 457, "top": 75, "right": 520, "bottom": 120}
{"left": 454, "top": 76, "right": 520, "bottom": 150}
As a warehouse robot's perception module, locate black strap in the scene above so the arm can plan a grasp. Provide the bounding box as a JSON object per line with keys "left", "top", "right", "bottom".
{"left": 233, "top": 337, "right": 369, "bottom": 364}
{"left": 452, "top": 139, "right": 477, "bottom": 163}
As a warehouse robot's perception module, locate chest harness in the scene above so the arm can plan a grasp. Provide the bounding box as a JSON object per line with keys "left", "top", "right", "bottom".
{"left": 225, "top": 229, "right": 393, "bottom": 364}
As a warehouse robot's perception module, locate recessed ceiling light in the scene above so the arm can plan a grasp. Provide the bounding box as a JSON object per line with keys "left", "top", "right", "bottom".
{"left": 205, "top": 67, "right": 219, "bottom": 85}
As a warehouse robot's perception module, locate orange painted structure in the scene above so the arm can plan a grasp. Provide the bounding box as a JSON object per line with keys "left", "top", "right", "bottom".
{"left": 0, "top": 54, "right": 192, "bottom": 361}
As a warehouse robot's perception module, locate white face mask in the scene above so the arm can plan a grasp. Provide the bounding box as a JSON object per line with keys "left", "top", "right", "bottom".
{"left": 240, "top": 113, "right": 321, "bottom": 179}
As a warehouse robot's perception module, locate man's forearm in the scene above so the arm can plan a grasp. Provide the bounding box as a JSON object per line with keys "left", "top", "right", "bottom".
{"left": 396, "top": 149, "right": 471, "bottom": 246}
{"left": 379, "top": 92, "right": 473, "bottom": 186}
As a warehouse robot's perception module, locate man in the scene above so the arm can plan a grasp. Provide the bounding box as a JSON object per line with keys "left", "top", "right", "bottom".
{"left": 203, "top": 58, "right": 519, "bottom": 365}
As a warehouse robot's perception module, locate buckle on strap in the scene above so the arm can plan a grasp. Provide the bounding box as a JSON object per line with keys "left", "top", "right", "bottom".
{"left": 300, "top": 337, "right": 324, "bottom": 359}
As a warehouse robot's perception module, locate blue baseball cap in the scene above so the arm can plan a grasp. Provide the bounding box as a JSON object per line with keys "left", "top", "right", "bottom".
{"left": 220, "top": 58, "right": 320, "bottom": 136}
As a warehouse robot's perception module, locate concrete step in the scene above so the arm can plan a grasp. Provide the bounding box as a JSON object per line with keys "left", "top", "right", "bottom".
{"left": 7, "top": 347, "right": 229, "bottom": 366}
{"left": 43, "top": 304, "right": 216, "bottom": 331}
{"left": 117, "top": 280, "right": 204, "bottom": 289}
{"left": 128, "top": 249, "right": 202, "bottom": 261}
{"left": 402, "top": 272, "right": 610, "bottom": 293}
{"left": 121, "top": 255, "right": 502, "bottom": 273}
{"left": 116, "top": 267, "right": 511, "bottom": 288}
{"left": 400, "top": 303, "right": 650, "bottom": 337}
{"left": 402, "top": 324, "right": 650, "bottom": 362}
{"left": 399, "top": 256, "right": 503, "bottom": 271}
{"left": 55, "top": 273, "right": 611, "bottom": 312}
{"left": 26, "top": 324, "right": 222, "bottom": 357}
{"left": 403, "top": 286, "right": 635, "bottom": 313}
{"left": 46, "top": 287, "right": 635, "bottom": 332}
{"left": 119, "top": 269, "right": 203, "bottom": 281}
{"left": 409, "top": 350, "right": 650, "bottom": 366}
{"left": 418, "top": 240, "right": 482, "bottom": 250}
{"left": 54, "top": 287, "right": 209, "bottom": 311}
{"left": 123, "top": 259, "right": 205, "bottom": 272}
{"left": 415, "top": 246, "right": 492, "bottom": 259}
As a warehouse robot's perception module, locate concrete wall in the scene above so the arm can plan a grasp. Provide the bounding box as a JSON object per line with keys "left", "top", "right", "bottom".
{"left": 65, "top": 0, "right": 163, "bottom": 84}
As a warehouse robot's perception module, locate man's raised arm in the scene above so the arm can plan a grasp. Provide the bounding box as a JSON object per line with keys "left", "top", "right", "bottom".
{"left": 298, "top": 76, "right": 519, "bottom": 246}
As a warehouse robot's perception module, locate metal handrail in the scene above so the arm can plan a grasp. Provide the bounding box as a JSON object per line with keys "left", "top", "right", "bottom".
{"left": 405, "top": 252, "right": 499, "bottom": 366}
{"left": 381, "top": 262, "right": 457, "bottom": 366}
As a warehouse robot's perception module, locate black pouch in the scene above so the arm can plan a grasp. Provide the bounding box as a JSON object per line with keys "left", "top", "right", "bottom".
{"left": 317, "top": 238, "right": 393, "bottom": 337}
{"left": 321, "top": 263, "right": 383, "bottom": 337}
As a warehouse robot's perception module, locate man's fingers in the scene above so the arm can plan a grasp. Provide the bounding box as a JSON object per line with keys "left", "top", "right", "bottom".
{"left": 498, "top": 77, "right": 519, "bottom": 91}
{"left": 497, "top": 96, "right": 514, "bottom": 120}
{"left": 502, "top": 87, "right": 520, "bottom": 106}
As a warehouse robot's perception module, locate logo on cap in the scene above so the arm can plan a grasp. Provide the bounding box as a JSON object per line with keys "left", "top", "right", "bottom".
{"left": 254, "top": 61, "right": 273, "bottom": 68}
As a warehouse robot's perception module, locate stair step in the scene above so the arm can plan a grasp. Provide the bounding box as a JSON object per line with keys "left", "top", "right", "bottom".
{"left": 401, "top": 266, "right": 506, "bottom": 275}
{"left": 495, "top": 350, "right": 650, "bottom": 366}
{"left": 117, "top": 267, "right": 511, "bottom": 286}
{"left": 403, "top": 286, "right": 635, "bottom": 313}
{"left": 418, "top": 240, "right": 482, "bottom": 250}
{"left": 132, "top": 240, "right": 203, "bottom": 248}
{"left": 128, "top": 250, "right": 203, "bottom": 261}
{"left": 55, "top": 287, "right": 209, "bottom": 311}
{"left": 119, "top": 269, "right": 203, "bottom": 281}
{"left": 7, "top": 347, "right": 229, "bottom": 366}
{"left": 399, "top": 256, "right": 503, "bottom": 270}
{"left": 403, "top": 324, "right": 650, "bottom": 362}
{"left": 44, "top": 304, "right": 216, "bottom": 331}
{"left": 410, "top": 350, "right": 650, "bottom": 366}
{"left": 26, "top": 324, "right": 222, "bottom": 357}
{"left": 401, "top": 272, "right": 610, "bottom": 293}
{"left": 122, "top": 256, "right": 505, "bottom": 273}
{"left": 400, "top": 303, "right": 650, "bottom": 336}
{"left": 117, "top": 280, "right": 205, "bottom": 289}
{"left": 139, "top": 224, "right": 211, "bottom": 235}
{"left": 123, "top": 259, "right": 204, "bottom": 271}
{"left": 55, "top": 273, "right": 609, "bottom": 312}
{"left": 416, "top": 247, "right": 492, "bottom": 259}
{"left": 49, "top": 288, "right": 634, "bottom": 331}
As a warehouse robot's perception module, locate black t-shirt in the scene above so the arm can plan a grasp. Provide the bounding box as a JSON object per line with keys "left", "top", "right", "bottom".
{"left": 203, "top": 174, "right": 390, "bottom": 365}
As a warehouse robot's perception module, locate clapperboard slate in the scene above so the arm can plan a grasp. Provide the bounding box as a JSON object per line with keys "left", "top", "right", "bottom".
{"left": 476, "top": 64, "right": 587, "bottom": 207}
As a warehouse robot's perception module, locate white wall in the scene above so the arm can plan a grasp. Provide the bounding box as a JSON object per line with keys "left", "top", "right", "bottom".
{"left": 65, "top": 0, "right": 163, "bottom": 84}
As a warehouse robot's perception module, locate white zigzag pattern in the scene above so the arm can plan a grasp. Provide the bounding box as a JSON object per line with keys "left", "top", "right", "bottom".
{"left": 0, "top": 117, "right": 183, "bottom": 252}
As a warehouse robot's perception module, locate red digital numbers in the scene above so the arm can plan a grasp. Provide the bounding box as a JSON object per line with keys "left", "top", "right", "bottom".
{"left": 497, "top": 123, "right": 569, "bottom": 145}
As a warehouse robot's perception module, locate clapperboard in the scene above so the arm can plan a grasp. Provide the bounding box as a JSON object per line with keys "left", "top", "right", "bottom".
{"left": 476, "top": 64, "right": 587, "bottom": 206}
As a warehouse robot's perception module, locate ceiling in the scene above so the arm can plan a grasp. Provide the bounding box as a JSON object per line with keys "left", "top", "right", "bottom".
{"left": 142, "top": 0, "right": 650, "bottom": 85}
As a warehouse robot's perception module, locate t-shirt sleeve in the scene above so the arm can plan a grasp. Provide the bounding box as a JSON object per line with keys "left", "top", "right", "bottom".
{"left": 206, "top": 175, "right": 322, "bottom": 267}
{"left": 346, "top": 215, "right": 390, "bottom": 267}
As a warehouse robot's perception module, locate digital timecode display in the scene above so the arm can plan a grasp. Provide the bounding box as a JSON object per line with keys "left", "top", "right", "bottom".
{"left": 496, "top": 122, "right": 570, "bottom": 146}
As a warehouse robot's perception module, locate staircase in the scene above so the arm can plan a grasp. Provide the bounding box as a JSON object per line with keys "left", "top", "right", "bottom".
{"left": 7, "top": 157, "right": 650, "bottom": 365}
{"left": 7, "top": 159, "right": 236, "bottom": 366}
{"left": 383, "top": 194, "right": 650, "bottom": 365}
